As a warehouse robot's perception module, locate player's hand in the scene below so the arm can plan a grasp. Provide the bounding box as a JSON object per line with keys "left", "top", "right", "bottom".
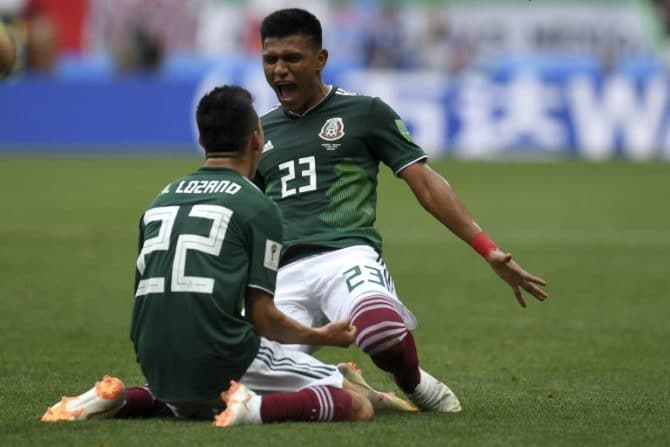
{"left": 316, "top": 318, "right": 357, "bottom": 347}
{"left": 486, "top": 249, "right": 548, "bottom": 308}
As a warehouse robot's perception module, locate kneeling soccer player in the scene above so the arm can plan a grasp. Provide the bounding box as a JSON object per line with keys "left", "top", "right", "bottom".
{"left": 42, "top": 85, "right": 415, "bottom": 426}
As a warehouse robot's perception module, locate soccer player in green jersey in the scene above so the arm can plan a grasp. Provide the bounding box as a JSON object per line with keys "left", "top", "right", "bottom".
{"left": 255, "top": 9, "right": 549, "bottom": 412}
{"left": 42, "top": 85, "right": 421, "bottom": 426}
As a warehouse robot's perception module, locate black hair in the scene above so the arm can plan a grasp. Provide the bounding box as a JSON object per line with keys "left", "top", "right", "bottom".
{"left": 260, "top": 8, "right": 322, "bottom": 49}
{"left": 196, "top": 85, "right": 258, "bottom": 155}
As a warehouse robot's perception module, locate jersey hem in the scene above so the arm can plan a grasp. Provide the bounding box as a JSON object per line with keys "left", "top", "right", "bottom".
{"left": 281, "top": 238, "right": 381, "bottom": 266}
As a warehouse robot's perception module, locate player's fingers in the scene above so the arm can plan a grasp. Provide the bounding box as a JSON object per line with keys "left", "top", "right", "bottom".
{"left": 333, "top": 318, "right": 352, "bottom": 329}
{"left": 525, "top": 273, "right": 547, "bottom": 286}
{"left": 525, "top": 283, "right": 548, "bottom": 300}
{"left": 513, "top": 286, "right": 526, "bottom": 308}
{"left": 333, "top": 329, "right": 355, "bottom": 347}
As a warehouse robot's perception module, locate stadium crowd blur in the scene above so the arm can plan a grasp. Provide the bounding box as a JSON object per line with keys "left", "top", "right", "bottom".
{"left": 1, "top": 0, "right": 668, "bottom": 78}
{"left": 0, "top": 0, "right": 494, "bottom": 78}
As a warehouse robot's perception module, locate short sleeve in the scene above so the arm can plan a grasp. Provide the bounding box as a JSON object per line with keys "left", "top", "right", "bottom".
{"left": 366, "top": 97, "right": 428, "bottom": 176}
{"left": 246, "top": 201, "right": 283, "bottom": 296}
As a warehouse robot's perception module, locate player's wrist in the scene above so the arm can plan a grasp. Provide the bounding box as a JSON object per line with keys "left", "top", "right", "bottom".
{"left": 471, "top": 232, "right": 498, "bottom": 259}
{"left": 307, "top": 326, "right": 327, "bottom": 345}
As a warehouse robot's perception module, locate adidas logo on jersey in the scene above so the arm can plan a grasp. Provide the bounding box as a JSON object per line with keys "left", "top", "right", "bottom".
{"left": 263, "top": 140, "right": 274, "bottom": 153}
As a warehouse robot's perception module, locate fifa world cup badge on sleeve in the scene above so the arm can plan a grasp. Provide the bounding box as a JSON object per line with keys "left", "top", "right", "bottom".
{"left": 264, "top": 240, "right": 282, "bottom": 271}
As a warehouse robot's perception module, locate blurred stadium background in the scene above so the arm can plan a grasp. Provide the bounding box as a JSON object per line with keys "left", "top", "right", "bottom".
{"left": 1, "top": 0, "right": 670, "bottom": 159}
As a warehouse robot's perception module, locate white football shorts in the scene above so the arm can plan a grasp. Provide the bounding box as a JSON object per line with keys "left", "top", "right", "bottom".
{"left": 274, "top": 244, "right": 417, "bottom": 353}
{"left": 239, "top": 337, "right": 344, "bottom": 393}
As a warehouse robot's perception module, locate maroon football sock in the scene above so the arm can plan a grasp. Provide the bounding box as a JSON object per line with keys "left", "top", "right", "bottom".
{"left": 350, "top": 296, "right": 421, "bottom": 393}
{"left": 370, "top": 332, "right": 420, "bottom": 393}
{"left": 260, "top": 386, "right": 352, "bottom": 422}
{"left": 114, "top": 386, "right": 168, "bottom": 418}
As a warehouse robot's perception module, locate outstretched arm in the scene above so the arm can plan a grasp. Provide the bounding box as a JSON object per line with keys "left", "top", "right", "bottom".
{"left": 245, "top": 287, "right": 357, "bottom": 346}
{"left": 399, "top": 162, "right": 548, "bottom": 307}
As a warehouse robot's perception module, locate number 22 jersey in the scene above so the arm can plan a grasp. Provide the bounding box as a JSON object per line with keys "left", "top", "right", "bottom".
{"left": 131, "top": 167, "right": 283, "bottom": 404}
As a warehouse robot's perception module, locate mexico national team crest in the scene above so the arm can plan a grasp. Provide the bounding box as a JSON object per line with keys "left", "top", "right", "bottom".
{"left": 319, "top": 117, "right": 345, "bottom": 142}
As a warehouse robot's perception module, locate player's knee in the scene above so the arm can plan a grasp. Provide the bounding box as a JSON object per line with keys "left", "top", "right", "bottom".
{"left": 346, "top": 388, "right": 374, "bottom": 422}
{"left": 349, "top": 296, "right": 408, "bottom": 355}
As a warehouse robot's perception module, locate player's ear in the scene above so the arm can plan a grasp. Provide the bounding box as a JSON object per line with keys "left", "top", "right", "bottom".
{"left": 198, "top": 135, "right": 204, "bottom": 149}
{"left": 247, "top": 129, "right": 263, "bottom": 177}
{"left": 249, "top": 129, "right": 262, "bottom": 155}
{"left": 316, "top": 48, "right": 328, "bottom": 72}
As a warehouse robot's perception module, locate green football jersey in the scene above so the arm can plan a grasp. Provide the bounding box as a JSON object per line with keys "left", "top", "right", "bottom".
{"left": 257, "top": 87, "right": 426, "bottom": 259}
{"left": 130, "top": 167, "right": 283, "bottom": 404}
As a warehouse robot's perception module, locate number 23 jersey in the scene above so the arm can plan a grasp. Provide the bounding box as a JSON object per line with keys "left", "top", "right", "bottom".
{"left": 256, "top": 87, "right": 427, "bottom": 255}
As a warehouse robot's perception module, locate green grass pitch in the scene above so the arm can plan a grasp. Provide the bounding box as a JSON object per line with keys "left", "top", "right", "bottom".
{"left": 1, "top": 157, "right": 668, "bottom": 446}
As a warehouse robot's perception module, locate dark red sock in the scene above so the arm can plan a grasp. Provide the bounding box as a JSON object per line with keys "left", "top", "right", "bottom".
{"left": 371, "top": 332, "right": 420, "bottom": 393}
{"left": 260, "top": 386, "right": 352, "bottom": 423}
{"left": 114, "top": 386, "right": 169, "bottom": 418}
{"left": 350, "top": 296, "right": 421, "bottom": 393}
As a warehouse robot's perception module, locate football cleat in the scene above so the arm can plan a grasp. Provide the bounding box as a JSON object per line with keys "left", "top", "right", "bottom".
{"left": 338, "top": 362, "right": 417, "bottom": 412}
{"left": 408, "top": 369, "right": 461, "bottom": 413}
{"left": 213, "top": 381, "right": 257, "bottom": 427}
{"left": 41, "top": 375, "right": 126, "bottom": 422}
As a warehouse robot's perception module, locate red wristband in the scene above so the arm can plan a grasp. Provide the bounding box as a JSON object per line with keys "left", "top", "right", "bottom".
{"left": 471, "top": 232, "right": 498, "bottom": 259}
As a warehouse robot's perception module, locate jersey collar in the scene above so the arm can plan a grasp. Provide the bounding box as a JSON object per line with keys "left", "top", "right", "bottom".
{"left": 283, "top": 85, "right": 335, "bottom": 119}
{"left": 198, "top": 166, "right": 241, "bottom": 175}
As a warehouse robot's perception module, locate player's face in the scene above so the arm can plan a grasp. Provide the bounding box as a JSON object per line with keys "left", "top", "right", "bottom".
{"left": 262, "top": 34, "right": 327, "bottom": 114}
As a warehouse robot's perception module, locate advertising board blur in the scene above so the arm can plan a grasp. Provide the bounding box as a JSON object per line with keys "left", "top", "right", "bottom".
{"left": 1, "top": 61, "right": 668, "bottom": 160}
{"left": 435, "top": 1, "right": 655, "bottom": 59}
{"left": 196, "top": 61, "right": 670, "bottom": 160}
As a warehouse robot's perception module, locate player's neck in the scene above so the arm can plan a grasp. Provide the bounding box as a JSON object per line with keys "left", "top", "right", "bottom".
{"left": 204, "top": 156, "right": 251, "bottom": 178}
{"left": 289, "top": 83, "right": 332, "bottom": 116}
{"left": 314, "top": 82, "right": 330, "bottom": 103}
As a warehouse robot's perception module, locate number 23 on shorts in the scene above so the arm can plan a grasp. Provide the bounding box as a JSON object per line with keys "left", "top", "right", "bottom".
{"left": 343, "top": 265, "right": 390, "bottom": 293}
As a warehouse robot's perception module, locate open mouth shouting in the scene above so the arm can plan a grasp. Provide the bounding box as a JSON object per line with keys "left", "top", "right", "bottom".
{"left": 275, "top": 82, "right": 298, "bottom": 104}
